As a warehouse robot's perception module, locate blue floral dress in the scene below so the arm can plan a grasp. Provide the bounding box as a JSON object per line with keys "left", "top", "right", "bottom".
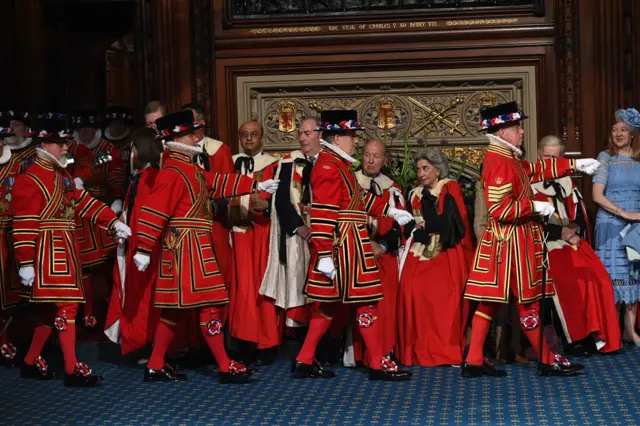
{"left": 594, "top": 151, "right": 640, "bottom": 303}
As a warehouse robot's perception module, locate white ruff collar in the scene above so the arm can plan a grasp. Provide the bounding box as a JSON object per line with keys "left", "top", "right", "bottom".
{"left": 486, "top": 133, "right": 523, "bottom": 157}
{"left": 165, "top": 141, "right": 202, "bottom": 155}
{"left": 321, "top": 140, "right": 357, "bottom": 163}
{"left": 104, "top": 127, "right": 130, "bottom": 142}
{"left": 5, "top": 137, "right": 32, "bottom": 151}
{"left": 36, "top": 147, "right": 70, "bottom": 169}
{"left": 0, "top": 145, "right": 10, "bottom": 164}
{"left": 74, "top": 129, "right": 103, "bottom": 150}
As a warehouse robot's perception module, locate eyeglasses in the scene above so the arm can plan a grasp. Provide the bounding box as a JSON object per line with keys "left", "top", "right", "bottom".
{"left": 239, "top": 131, "right": 260, "bottom": 140}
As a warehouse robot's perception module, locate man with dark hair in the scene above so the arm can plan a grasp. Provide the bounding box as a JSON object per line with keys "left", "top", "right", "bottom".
{"left": 291, "top": 110, "right": 413, "bottom": 381}
{"left": 144, "top": 101, "right": 166, "bottom": 130}
{"left": 462, "top": 101, "right": 600, "bottom": 378}
{"left": 12, "top": 112, "right": 131, "bottom": 386}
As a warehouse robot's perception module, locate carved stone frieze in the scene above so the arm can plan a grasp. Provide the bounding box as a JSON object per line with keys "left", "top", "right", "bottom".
{"left": 236, "top": 67, "right": 537, "bottom": 159}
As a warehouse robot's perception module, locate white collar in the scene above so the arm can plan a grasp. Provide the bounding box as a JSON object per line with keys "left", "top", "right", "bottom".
{"left": 36, "top": 147, "right": 70, "bottom": 169}
{"left": 0, "top": 145, "right": 10, "bottom": 165}
{"left": 486, "top": 133, "right": 523, "bottom": 157}
{"left": 165, "top": 141, "right": 202, "bottom": 155}
{"left": 5, "top": 137, "right": 32, "bottom": 150}
{"left": 74, "top": 129, "right": 103, "bottom": 150}
{"left": 321, "top": 140, "right": 357, "bottom": 163}
{"left": 104, "top": 127, "right": 130, "bottom": 142}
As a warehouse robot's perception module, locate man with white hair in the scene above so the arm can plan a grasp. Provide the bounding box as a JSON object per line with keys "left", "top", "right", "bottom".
{"left": 533, "top": 135, "right": 620, "bottom": 355}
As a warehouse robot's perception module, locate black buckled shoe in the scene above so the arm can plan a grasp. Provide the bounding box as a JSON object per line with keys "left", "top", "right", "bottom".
{"left": 540, "top": 363, "right": 583, "bottom": 376}
{"left": 144, "top": 364, "right": 188, "bottom": 382}
{"left": 368, "top": 355, "right": 412, "bottom": 381}
{"left": 64, "top": 362, "right": 104, "bottom": 387}
{"left": 291, "top": 359, "right": 336, "bottom": 379}
{"left": 0, "top": 343, "right": 19, "bottom": 368}
{"left": 219, "top": 361, "right": 258, "bottom": 384}
{"left": 461, "top": 358, "right": 507, "bottom": 378}
{"left": 20, "top": 356, "right": 57, "bottom": 380}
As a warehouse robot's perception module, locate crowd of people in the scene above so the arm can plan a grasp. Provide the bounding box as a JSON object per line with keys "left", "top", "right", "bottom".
{"left": 0, "top": 99, "right": 638, "bottom": 389}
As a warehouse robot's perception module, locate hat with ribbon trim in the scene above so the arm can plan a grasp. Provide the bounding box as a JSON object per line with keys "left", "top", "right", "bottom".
{"left": 316, "top": 110, "right": 364, "bottom": 132}
{"left": 70, "top": 110, "right": 102, "bottom": 129}
{"left": 104, "top": 106, "right": 133, "bottom": 126}
{"left": 1, "top": 109, "right": 30, "bottom": 125}
{"left": 155, "top": 110, "right": 203, "bottom": 140}
{"left": 31, "top": 113, "right": 72, "bottom": 141}
{"left": 479, "top": 101, "right": 528, "bottom": 132}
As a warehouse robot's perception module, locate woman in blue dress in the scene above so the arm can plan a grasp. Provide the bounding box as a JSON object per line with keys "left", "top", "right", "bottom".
{"left": 593, "top": 108, "right": 640, "bottom": 346}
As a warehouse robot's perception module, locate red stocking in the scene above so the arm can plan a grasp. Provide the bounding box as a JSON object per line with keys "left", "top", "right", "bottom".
{"left": 517, "top": 301, "right": 554, "bottom": 364}
{"left": 295, "top": 303, "right": 335, "bottom": 364}
{"left": 199, "top": 307, "right": 231, "bottom": 373}
{"left": 465, "top": 302, "right": 501, "bottom": 365}
{"left": 23, "top": 326, "right": 52, "bottom": 364}
{"left": 147, "top": 310, "right": 182, "bottom": 370}
{"left": 55, "top": 303, "right": 79, "bottom": 374}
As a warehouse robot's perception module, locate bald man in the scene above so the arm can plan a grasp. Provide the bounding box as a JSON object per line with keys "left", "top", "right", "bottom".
{"left": 350, "top": 139, "right": 405, "bottom": 364}
{"left": 228, "top": 120, "right": 282, "bottom": 365}
{"left": 260, "top": 117, "right": 322, "bottom": 343}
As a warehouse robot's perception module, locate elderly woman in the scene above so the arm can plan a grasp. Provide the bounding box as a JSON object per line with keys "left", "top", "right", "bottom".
{"left": 397, "top": 148, "right": 474, "bottom": 367}
{"left": 593, "top": 108, "right": 640, "bottom": 346}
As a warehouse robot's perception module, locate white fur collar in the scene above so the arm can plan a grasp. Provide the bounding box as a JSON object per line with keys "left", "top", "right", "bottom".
{"left": 36, "top": 147, "right": 70, "bottom": 169}
{"left": 165, "top": 141, "right": 203, "bottom": 155}
{"left": 486, "top": 133, "right": 523, "bottom": 157}
{"left": 74, "top": 129, "right": 103, "bottom": 150}
{"left": 321, "top": 140, "right": 357, "bottom": 163}
{"left": 199, "top": 136, "right": 223, "bottom": 156}
{"left": 0, "top": 145, "right": 10, "bottom": 165}
{"left": 355, "top": 170, "right": 394, "bottom": 192}
{"left": 104, "top": 127, "right": 130, "bottom": 142}
{"left": 5, "top": 137, "right": 32, "bottom": 151}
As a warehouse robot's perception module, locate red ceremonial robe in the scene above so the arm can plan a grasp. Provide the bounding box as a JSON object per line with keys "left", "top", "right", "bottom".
{"left": 105, "top": 167, "right": 161, "bottom": 354}
{"left": 351, "top": 171, "right": 404, "bottom": 361}
{"left": 465, "top": 142, "right": 576, "bottom": 303}
{"left": 532, "top": 176, "right": 621, "bottom": 353}
{"left": 397, "top": 180, "right": 473, "bottom": 366}
{"left": 135, "top": 142, "right": 257, "bottom": 309}
{"left": 76, "top": 136, "right": 125, "bottom": 267}
{"left": 228, "top": 152, "right": 283, "bottom": 349}
{"left": 11, "top": 151, "right": 118, "bottom": 303}
{"left": 0, "top": 142, "right": 35, "bottom": 310}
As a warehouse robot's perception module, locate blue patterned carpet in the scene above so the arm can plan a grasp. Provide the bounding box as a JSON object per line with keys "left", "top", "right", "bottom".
{"left": 1, "top": 343, "right": 639, "bottom": 425}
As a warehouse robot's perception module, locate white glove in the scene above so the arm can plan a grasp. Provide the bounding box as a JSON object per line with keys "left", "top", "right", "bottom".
{"left": 317, "top": 257, "right": 336, "bottom": 280}
{"left": 110, "top": 199, "right": 123, "bottom": 215}
{"left": 114, "top": 222, "right": 132, "bottom": 239}
{"left": 134, "top": 253, "right": 150, "bottom": 272}
{"left": 74, "top": 177, "right": 84, "bottom": 190}
{"left": 533, "top": 201, "right": 556, "bottom": 217}
{"left": 19, "top": 266, "right": 35, "bottom": 287}
{"left": 258, "top": 179, "right": 280, "bottom": 194}
{"left": 388, "top": 207, "right": 414, "bottom": 226}
{"left": 575, "top": 158, "right": 601, "bottom": 175}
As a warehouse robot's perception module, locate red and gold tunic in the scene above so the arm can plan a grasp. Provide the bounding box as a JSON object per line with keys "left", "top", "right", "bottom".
{"left": 305, "top": 146, "right": 391, "bottom": 304}
{"left": 66, "top": 140, "right": 94, "bottom": 183}
{"left": 11, "top": 154, "right": 119, "bottom": 303}
{"left": 135, "top": 146, "right": 257, "bottom": 309}
{"left": 464, "top": 142, "right": 575, "bottom": 304}
{"left": 0, "top": 144, "right": 36, "bottom": 309}
{"left": 75, "top": 138, "right": 125, "bottom": 267}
